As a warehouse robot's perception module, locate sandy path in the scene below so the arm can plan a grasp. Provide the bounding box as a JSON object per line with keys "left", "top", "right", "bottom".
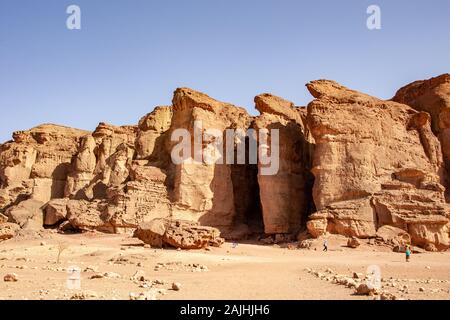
{"left": 0, "top": 233, "right": 449, "bottom": 300}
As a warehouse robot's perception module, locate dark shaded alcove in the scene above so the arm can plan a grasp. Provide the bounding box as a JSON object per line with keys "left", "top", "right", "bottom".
{"left": 230, "top": 162, "right": 264, "bottom": 235}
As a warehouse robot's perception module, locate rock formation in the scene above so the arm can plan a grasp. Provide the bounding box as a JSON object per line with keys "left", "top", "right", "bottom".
{"left": 253, "top": 93, "right": 314, "bottom": 234}
{"left": 134, "top": 218, "right": 224, "bottom": 249}
{"left": 166, "top": 88, "right": 253, "bottom": 236}
{"left": 393, "top": 74, "right": 450, "bottom": 191}
{"left": 0, "top": 124, "right": 88, "bottom": 230}
{"left": 306, "top": 79, "right": 449, "bottom": 250}
{"left": 1, "top": 76, "right": 449, "bottom": 251}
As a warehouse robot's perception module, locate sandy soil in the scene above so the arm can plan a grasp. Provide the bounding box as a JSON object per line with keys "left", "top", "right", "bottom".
{"left": 0, "top": 232, "right": 449, "bottom": 300}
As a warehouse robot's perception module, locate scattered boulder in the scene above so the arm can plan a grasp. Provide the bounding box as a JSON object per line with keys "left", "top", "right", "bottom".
{"left": 134, "top": 219, "right": 224, "bottom": 249}
{"left": 172, "top": 282, "right": 182, "bottom": 291}
{"left": 355, "top": 283, "right": 378, "bottom": 296}
{"left": 70, "top": 290, "right": 98, "bottom": 300}
{"left": 129, "top": 289, "right": 165, "bottom": 300}
{"left": 43, "top": 199, "right": 69, "bottom": 226}
{"left": 347, "top": 237, "right": 361, "bottom": 248}
{"left": 164, "top": 220, "right": 224, "bottom": 249}
{"left": 66, "top": 200, "right": 114, "bottom": 233}
{"left": 3, "top": 273, "right": 18, "bottom": 282}
{"left": 380, "top": 292, "right": 397, "bottom": 300}
{"left": 133, "top": 218, "right": 167, "bottom": 248}
{"left": 376, "top": 225, "right": 411, "bottom": 247}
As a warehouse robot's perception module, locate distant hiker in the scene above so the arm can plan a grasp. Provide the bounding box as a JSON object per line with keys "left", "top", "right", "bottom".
{"left": 323, "top": 239, "right": 328, "bottom": 252}
{"left": 405, "top": 245, "right": 411, "bottom": 262}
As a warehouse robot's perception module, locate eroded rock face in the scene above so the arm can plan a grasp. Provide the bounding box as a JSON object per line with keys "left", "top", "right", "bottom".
{"left": 393, "top": 74, "right": 450, "bottom": 190}
{"left": 167, "top": 88, "right": 253, "bottom": 235}
{"left": 62, "top": 109, "right": 174, "bottom": 233}
{"left": 253, "top": 93, "right": 314, "bottom": 234}
{"left": 6, "top": 199, "right": 44, "bottom": 231}
{"left": 66, "top": 199, "right": 112, "bottom": 232}
{"left": 1, "top": 81, "right": 449, "bottom": 250}
{"left": 136, "top": 106, "right": 173, "bottom": 163}
{"left": 65, "top": 123, "right": 138, "bottom": 200}
{"left": 306, "top": 80, "right": 450, "bottom": 250}
{"left": 133, "top": 218, "right": 224, "bottom": 249}
{"left": 0, "top": 124, "right": 88, "bottom": 211}
{"left": 106, "top": 163, "right": 172, "bottom": 233}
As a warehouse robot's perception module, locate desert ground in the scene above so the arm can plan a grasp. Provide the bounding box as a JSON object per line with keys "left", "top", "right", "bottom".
{"left": 0, "top": 232, "right": 449, "bottom": 300}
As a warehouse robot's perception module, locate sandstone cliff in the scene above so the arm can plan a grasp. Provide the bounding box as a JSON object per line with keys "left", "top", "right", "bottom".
{"left": 1, "top": 76, "right": 449, "bottom": 251}
{"left": 253, "top": 93, "right": 314, "bottom": 235}
{"left": 306, "top": 79, "right": 449, "bottom": 251}
{"left": 393, "top": 74, "right": 450, "bottom": 193}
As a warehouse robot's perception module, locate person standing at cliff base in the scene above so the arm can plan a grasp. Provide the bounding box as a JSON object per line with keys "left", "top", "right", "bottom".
{"left": 406, "top": 245, "right": 411, "bottom": 262}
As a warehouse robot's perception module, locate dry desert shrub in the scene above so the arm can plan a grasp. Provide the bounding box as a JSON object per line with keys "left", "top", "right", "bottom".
{"left": 56, "top": 241, "right": 69, "bottom": 264}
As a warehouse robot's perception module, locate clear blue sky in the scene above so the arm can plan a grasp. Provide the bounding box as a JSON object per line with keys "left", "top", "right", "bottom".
{"left": 1, "top": 0, "right": 449, "bottom": 143}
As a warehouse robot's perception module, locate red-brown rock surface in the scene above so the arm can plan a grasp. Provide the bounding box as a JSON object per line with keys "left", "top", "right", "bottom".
{"left": 1, "top": 79, "right": 449, "bottom": 251}
{"left": 166, "top": 88, "right": 253, "bottom": 236}
{"left": 393, "top": 74, "right": 450, "bottom": 190}
{"left": 0, "top": 124, "right": 88, "bottom": 209}
{"left": 133, "top": 218, "right": 224, "bottom": 249}
{"left": 306, "top": 79, "right": 449, "bottom": 250}
{"left": 253, "top": 93, "right": 313, "bottom": 234}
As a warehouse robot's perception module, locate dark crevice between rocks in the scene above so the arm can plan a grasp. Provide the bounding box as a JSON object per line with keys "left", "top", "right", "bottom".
{"left": 231, "top": 162, "right": 263, "bottom": 235}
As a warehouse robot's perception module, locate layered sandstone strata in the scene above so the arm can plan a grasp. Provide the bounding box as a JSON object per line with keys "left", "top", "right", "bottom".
{"left": 253, "top": 93, "right": 314, "bottom": 234}
{"left": 1, "top": 77, "right": 449, "bottom": 251}
{"left": 0, "top": 124, "right": 88, "bottom": 231}
{"left": 134, "top": 218, "right": 224, "bottom": 249}
{"left": 393, "top": 74, "right": 450, "bottom": 191}
{"left": 305, "top": 80, "right": 450, "bottom": 250}
{"left": 166, "top": 88, "right": 253, "bottom": 236}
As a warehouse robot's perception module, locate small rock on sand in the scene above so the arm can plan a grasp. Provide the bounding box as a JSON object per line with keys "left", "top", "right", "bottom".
{"left": 355, "top": 283, "right": 378, "bottom": 296}
{"left": 131, "top": 270, "right": 146, "bottom": 281}
{"left": 4, "top": 273, "right": 18, "bottom": 282}
{"left": 70, "top": 290, "right": 98, "bottom": 300}
{"left": 103, "top": 272, "right": 121, "bottom": 279}
{"left": 172, "top": 282, "right": 181, "bottom": 291}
